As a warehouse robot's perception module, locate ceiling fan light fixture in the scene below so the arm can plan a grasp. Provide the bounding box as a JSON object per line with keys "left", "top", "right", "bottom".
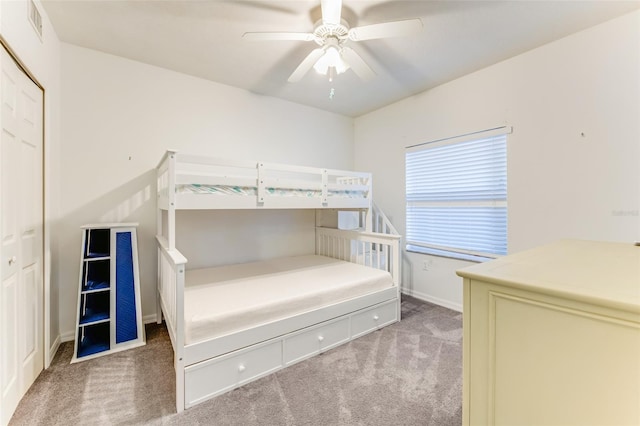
{"left": 313, "top": 45, "right": 349, "bottom": 78}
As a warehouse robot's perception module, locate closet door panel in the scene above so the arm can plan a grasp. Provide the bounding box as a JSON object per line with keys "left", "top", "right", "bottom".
{"left": 20, "top": 265, "right": 38, "bottom": 370}
{"left": 17, "top": 68, "right": 43, "bottom": 393}
{"left": 0, "top": 48, "right": 21, "bottom": 426}
{"left": 1, "top": 59, "right": 18, "bottom": 280}
{"left": 0, "top": 129, "right": 18, "bottom": 276}
{"left": 1, "top": 273, "right": 18, "bottom": 424}
{"left": 0, "top": 46, "right": 44, "bottom": 425}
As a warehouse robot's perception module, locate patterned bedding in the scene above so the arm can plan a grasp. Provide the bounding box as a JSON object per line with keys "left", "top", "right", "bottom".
{"left": 176, "top": 184, "right": 367, "bottom": 198}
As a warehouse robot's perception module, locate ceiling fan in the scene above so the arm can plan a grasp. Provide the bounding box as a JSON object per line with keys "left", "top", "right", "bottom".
{"left": 243, "top": 0, "right": 423, "bottom": 83}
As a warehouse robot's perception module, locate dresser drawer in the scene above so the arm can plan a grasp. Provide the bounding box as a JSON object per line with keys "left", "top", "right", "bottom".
{"left": 284, "top": 317, "right": 350, "bottom": 366}
{"left": 351, "top": 300, "right": 398, "bottom": 338}
{"left": 184, "top": 340, "right": 282, "bottom": 407}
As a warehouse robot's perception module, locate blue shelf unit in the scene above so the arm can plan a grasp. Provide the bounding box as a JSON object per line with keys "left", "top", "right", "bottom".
{"left": 72, "top": 223, "right": 145, "bottom": 362}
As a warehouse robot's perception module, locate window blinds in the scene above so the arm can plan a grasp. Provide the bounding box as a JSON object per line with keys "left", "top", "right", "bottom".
{"left": 405, "top": 133, "right": 507, "bottom": 258}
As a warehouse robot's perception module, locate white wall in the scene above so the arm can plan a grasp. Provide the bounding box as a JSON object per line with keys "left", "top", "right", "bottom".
{"left": 176, "top": 210, "right": 316, "bottom": 270}
{"left": 58, "top": 43, "right": 354, "bottom": 338}
{"left": 0, "top": 0, "right": 62, "bottom": 362}
{"left": 354, "top": 10, "right": 640, "bottom": 311}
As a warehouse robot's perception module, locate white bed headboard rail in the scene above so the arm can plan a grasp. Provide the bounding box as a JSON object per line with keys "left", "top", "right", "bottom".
{"left": 315, "top": 227, "right": 401, "bottom": 286}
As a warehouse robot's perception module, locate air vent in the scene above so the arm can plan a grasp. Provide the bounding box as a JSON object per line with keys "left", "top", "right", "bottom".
{"left": 28, "top": 0, "right": 43, "bottom": 40}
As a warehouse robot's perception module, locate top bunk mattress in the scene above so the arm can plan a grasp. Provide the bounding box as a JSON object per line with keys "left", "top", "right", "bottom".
{"left": 184, "top": 254, "right": 393, "bottom": 345}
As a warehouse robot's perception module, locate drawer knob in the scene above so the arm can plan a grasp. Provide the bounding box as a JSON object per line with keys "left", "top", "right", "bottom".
{"left": 318, "top": 335, "right": 324, "bottom": 342}
{"left": 373, "top": 314, "right": 379, "bottom": 321}
{"left": 238, "top": 364, "right": 246, "bottom": 373}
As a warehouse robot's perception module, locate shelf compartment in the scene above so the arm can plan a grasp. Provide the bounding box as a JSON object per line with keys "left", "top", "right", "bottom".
{"left": 82, "top": 259, "right": 110, "bottom": 292}
{"left": 85, "top": 228, "right": 110, "bottom": 258}
{"left": 77, "top": 322, "right": 110, "bottom": 358}
{"left": 79, "top": 291, "right": 110, "bottom": 325}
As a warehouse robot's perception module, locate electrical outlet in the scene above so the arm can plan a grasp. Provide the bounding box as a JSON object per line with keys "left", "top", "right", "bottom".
{"left": 422, "top": 259, "right": 434, "bottom": 271}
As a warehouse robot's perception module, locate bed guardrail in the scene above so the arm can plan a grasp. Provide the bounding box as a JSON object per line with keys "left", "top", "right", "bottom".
{"left": 156, "top": 150, "right": 372, "bottom": 213}
{"left": 315, "top": 227, "right": 401, "bottom": 287}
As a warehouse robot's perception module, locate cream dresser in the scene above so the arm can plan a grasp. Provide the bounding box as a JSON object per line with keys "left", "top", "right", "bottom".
{"left": 457, "top": 240, "right": 640, "bottom": 426}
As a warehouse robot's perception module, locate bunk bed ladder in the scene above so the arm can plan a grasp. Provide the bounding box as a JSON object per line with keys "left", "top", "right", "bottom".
{"left": 372, "top": 203, "right": 400, "bottom": 237}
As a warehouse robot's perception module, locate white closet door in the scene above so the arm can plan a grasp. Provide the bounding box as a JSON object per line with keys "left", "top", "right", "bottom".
{"left": 0, "top": 45, "right": 44, "bottom": 426}
{"left": 16, "top": 48, "right": 43, "bottom": 398}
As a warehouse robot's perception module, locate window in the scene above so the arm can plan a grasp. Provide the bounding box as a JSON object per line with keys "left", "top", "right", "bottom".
{"left": 405, "top": 128, "right": 509, "bottom": 261}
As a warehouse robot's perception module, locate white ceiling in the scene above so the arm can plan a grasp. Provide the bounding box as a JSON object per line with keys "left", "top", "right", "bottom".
{"left": 41, "top": 0, "right": 640, "bottom": 117}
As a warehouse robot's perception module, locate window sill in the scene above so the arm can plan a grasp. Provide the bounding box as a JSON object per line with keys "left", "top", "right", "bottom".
{"left": 406, "top": 245, "right": 498, "bottom": 263}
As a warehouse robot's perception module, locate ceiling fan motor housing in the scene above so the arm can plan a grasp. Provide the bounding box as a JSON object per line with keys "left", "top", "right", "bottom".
{"left": 313, "top": 19, "right": 349, "bottom": 45}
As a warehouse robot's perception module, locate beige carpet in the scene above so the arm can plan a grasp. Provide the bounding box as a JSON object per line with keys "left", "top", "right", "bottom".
{"left": 10, "top": 296, "right": 462, "bottom": 425}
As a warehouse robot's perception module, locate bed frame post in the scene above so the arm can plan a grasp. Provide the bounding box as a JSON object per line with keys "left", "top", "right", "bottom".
{"left": 321, "top": 169, "right": 328, "bottom": 206}
{"left": 175, "top": 264, "right": 186, "bottom": 413}
{"left": 391, "top": 236, "right": 401, "bottom": 321}
{"left": 167, "top": 150, "right": 177, "bottom": 250}
{"left": 365, "top": 181, "right": 373, "bottom": 232}
{"left": 390, "top": 237, "right": 400, "bottom": 287}
{"left": 156, "top": 208, "right": 163, "bottom": 325}
{"left": 257, "top": 162, "right": 265, "bottom": 205}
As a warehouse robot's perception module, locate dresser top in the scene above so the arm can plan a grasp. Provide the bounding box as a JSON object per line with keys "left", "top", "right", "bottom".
{"left": 457, "top": 239, "right": 640, "bottom": 312}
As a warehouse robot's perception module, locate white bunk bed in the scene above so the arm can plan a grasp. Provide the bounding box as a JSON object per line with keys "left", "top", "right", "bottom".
{"left": 156, "top": 150, "right": 401, "bottom": 412}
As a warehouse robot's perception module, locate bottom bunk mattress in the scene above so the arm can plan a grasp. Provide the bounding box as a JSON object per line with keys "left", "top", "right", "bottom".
{"left": 184, "top": 254, "right": 393, "bottom": 345}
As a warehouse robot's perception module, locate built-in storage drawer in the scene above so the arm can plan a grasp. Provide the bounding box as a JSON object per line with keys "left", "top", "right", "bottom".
{"left": 184, "top": 340, "right": 283, "bottom": 408}
{"left": 284, "top": 317, "right": 350, "bottom": 366}
{"left": 351, "top": 300, "right": 398, "bottom": 338}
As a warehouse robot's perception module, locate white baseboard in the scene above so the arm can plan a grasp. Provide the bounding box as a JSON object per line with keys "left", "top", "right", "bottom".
{"left": 60, "top": 330, "right": 75, "bottom": 343}
{"left": 401, "top": 288, "right": 462, "bottom": 312}
{"left": 48, "top": 335, "right": 61, "bottom": 367}
{"left": 143, "top": 313, "right": 158, "bottom": 324}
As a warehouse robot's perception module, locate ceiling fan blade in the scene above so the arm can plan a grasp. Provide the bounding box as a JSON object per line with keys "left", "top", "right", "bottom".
{"left": 341, "top": 46, "right": 376, "bottom": 81}
{"left": 321, "top": 0, "right": 342, "bottom": 25}
{"left": 243, "top": 32, "right": 316, "bottom": 42}
{"left": 288, "top": 48, "right": 325, "bottom": 83}
{"left": 348, "top": 18, "right": 423, "bottom": 41}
